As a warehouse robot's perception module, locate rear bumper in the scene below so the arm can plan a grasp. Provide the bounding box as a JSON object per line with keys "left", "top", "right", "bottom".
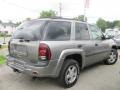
{"left": 6, "top": 55, "right": 59, "bottom": 77}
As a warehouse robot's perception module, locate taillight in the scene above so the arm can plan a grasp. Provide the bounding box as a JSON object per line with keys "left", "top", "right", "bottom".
{"left": 38, "top": 43, "right": 51, "bottom": 60}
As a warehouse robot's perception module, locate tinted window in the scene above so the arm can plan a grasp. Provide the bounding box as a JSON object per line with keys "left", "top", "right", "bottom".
{"left": 75, "top": 23, "right": 90, "bottom": 40}
{"left": 12, "top": 20, "right": 45, "bottom": 41}
{"left": 89, "top": 25, "right": 103, "bottom": 40}
{"left": 44, "top": 21, "right": 71, "bottom": 41}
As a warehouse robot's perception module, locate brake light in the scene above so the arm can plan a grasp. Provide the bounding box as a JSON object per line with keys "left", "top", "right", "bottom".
{"left": 38, "top": 43, "right": 51, "bottom": 60}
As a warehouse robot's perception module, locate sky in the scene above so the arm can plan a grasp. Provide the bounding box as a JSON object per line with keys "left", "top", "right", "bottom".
{"left": 0, "top": 0, "right": 120, "bottom": 23}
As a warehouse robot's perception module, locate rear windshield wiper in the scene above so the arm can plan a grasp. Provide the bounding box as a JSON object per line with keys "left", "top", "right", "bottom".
{"left": 19, "top": 39, "right": 30, "bottom": 42}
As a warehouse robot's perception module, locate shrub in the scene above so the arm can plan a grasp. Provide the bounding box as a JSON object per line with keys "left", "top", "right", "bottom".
{"left": 0, "top": 55, "right": 6, "bottom": 64}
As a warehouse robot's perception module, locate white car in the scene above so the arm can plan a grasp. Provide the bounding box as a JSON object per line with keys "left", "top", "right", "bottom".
{"left": 105, "top": 28, "right": 120, "bottom": 38}
{"left": 113, "top": 34, "right": 120, "bottom": 48}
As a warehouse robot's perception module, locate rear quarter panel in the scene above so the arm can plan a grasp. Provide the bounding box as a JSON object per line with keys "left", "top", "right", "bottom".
{"left": 41, "top": 41, "right": 77, "bottom": 60}
{"left": 41, "top": 41, "right": 86, "bottom": 76}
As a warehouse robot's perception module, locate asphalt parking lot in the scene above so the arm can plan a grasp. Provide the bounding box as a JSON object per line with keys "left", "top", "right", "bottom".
{"left": 0, "top": 49, "right": 120, "bottom": 90}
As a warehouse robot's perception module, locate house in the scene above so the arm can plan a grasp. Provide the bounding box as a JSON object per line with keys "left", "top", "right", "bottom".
{"left": 0, "top": 22, "right": 17, "bottom": 35}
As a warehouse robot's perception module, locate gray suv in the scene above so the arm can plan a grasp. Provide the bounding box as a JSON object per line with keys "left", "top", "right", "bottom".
{"left": 7, "top": 18, "right": 118, "bottom": 88}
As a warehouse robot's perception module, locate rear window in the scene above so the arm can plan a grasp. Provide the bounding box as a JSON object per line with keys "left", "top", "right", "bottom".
{"left": 12, "top": 20, "right": 45, "bottom": 41}
{"left": 12, "top": 20, "right": 71, "bottom": 41}
{"left": 43, "top": 21, "right": 71, "bottom": 41}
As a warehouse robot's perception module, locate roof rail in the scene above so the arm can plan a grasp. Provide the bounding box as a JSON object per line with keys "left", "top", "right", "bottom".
{"left": 40, "top": 17, "right": 86, "bottom": 21}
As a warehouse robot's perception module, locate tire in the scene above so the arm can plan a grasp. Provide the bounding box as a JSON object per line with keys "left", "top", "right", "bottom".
{"left": 58, "top": 59, "right": 80, "bottom": 88}
{"left": 104, "top": 49, "right": 118, "bottom": 65}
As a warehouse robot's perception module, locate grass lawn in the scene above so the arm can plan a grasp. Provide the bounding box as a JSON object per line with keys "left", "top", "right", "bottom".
{"left": 0, "top": 55, "right": 6, "bottom": 64}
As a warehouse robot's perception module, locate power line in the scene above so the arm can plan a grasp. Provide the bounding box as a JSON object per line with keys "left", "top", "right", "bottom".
{"left": 0, "top": 0, "right": 39, "bottom": 13}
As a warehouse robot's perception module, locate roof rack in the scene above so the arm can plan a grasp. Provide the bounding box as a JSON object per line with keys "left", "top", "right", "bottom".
{"left": 40, "top": 17, "right": 86, "bottom": 22}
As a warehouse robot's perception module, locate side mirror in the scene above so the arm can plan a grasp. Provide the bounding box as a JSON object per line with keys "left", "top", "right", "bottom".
{"left": 101, "top": 35, "right": 106, "bottom": 40}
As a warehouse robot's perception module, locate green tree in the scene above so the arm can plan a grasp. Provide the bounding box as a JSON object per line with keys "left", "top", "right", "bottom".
{"left": 112, "top": 20, "right": 120, "bottom": 28}
{"left": 39, "top": 10, "right": 56, "bottom": 18}
{"left": 96, "top": 18, "right": 107, "bottom": 32}
{"left": 74, "top": 15, "right": 87, "bottom": 21}
{"left": 116, "top": 21, "right": 120, "bottom": 28}
{"left": 113, "top": 20, "right": 119, "bottom": 27}
{"left": 0, "top": 20, "right": 2, "bottom": 23}
{"left": 106, "top": 21, "right": 114, "bottom": 29}
{"left": 15, "top": 22, "right": 21, "bottom": 26}
{"left": 26, "top": 18, "right": 31, "bottom": 21}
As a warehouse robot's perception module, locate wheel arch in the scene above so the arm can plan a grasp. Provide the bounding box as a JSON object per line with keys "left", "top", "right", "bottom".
{"left": 112, "top": 45, "right": 118, "bottom": 50}
{"left": 55, "top": 49, "right": 85, "bottom": 77}
{"left": 64, "top": 54, "right": 83, "bottom": 70}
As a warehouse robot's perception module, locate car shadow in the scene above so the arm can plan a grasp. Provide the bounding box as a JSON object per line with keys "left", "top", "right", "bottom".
{"left": 81, "top": 62, "right": 105, "bottom": 74}
{"left": 3, "top": 62, "right": 111, "bottom": 90}
{"left": 16, "top": 62, "right": 105, "bottom": 89}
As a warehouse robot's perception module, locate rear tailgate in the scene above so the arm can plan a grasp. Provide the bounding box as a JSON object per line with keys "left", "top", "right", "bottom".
{"left": 10, "top": 39, "right": 40, "bottom": 63}
{"left": 9, "top": 20, "right": 47, "bottom": 63}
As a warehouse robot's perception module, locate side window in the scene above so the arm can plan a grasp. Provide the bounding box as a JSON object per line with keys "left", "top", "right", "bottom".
{"left": 89, "top": 25, "right": 103, "bottom": 40}
{"left": 44, "top": 21, "right": 71, "bottom": 41}
{"left": 75, "top": 22, "right": 90, "bottom": 40}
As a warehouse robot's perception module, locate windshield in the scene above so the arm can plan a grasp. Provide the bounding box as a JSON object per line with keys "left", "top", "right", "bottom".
{"left": 12, "top": 20, "right": 46, "bottom": 41}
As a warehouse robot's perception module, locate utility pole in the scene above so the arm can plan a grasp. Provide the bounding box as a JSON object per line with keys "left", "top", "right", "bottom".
{"left": 84, "top": 6, "right": 86, "bottom": 22}
{"left": 3, "top": 25, "right": 6, "bottom": 44}
{"left": 84, "top": 0, "right": 89, "bottom": 22}
{"left": 59, "top": 3, "right": 62, "bottom": 17}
